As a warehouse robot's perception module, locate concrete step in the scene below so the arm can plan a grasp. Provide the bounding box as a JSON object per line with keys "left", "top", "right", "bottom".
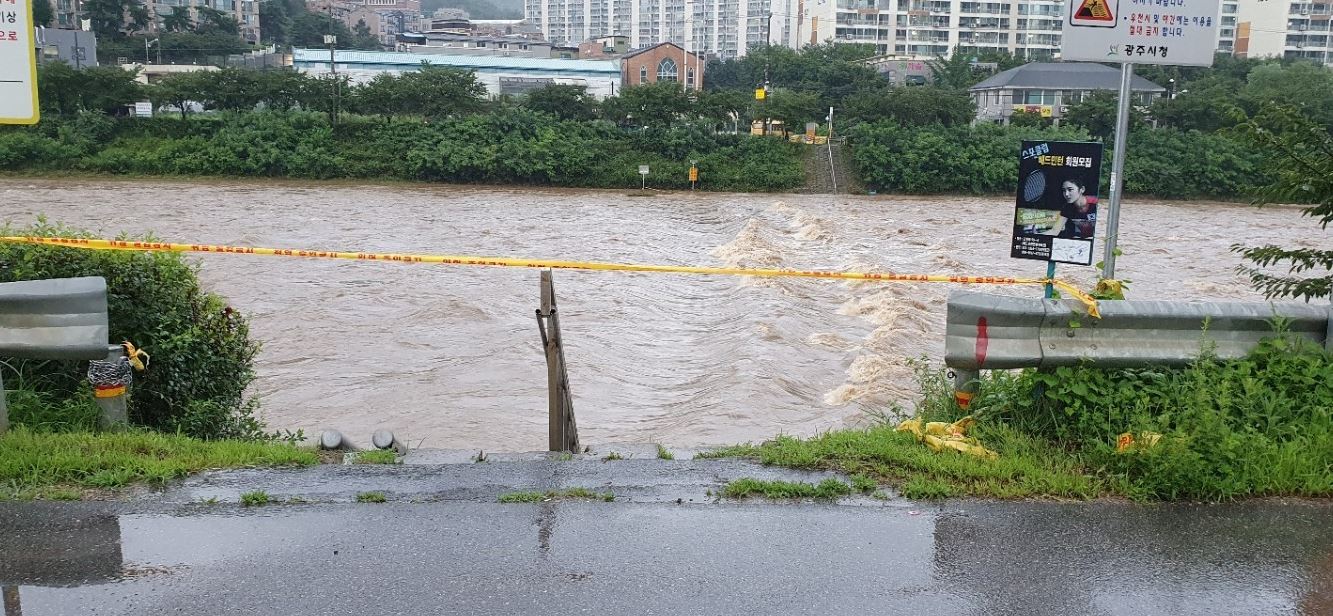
{"left": 155, "top": 458, "right": 899, "bottom": 507}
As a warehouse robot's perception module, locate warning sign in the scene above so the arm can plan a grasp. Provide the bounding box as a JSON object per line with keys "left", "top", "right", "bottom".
{"left": 1074, "top": 0, "right": 1114, "bottom": 22}
{"left": 0, "top": 0, "right": 39, "bottom": 124}
{"left": 1063, "top": 0, "right": 1220, "bottom": 65}
{"left": 1070, "top": 0, "right": 1117, "bottom": 27}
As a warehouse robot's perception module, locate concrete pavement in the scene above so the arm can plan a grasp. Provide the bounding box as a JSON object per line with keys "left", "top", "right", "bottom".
{"left": 1, "top": 458, "right": 1330, "bottom": 615}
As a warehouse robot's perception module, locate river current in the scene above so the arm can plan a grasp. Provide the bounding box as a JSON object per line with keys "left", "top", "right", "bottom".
{"left": 2, "top": 178, "right": 1325, "bottom": 449}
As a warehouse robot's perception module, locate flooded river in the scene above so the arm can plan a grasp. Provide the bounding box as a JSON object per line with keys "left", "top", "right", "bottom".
{"left": 1, "top": 179, "right": 1326, "bottom": 449}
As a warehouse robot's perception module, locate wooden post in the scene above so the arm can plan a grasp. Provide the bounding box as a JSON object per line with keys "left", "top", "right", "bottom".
{"left": 537, "top": 270, "right": 579, "bottom": 453}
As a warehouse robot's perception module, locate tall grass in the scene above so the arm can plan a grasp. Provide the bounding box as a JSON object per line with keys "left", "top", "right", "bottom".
{"left": 710, "top": 333, "right": 1332, "bottom": 502}
{"left": 0, "top": 426, "right": 317, "bottom": 500}
{"left": 926, "top": 333, "right": 1333, "bottom": 501}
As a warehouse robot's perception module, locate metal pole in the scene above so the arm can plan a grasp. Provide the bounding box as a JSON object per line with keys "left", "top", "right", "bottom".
{"left": 329, "top": 44, "right": 338, "bottom": 125}
{"left": 682, "top": 16, "right": 688, "bottom": 93}
{"left": 1101, "top": 62, "right": 1133, "bottom": 281}
{"left": 1044, "top": 261, "right": 1056, "bottom": 298}
{"left": 1325, "top": 301, "right": 1332, "bottom": 352}
{"left": 0, "top": 371, "right": 8, "bottom": 437}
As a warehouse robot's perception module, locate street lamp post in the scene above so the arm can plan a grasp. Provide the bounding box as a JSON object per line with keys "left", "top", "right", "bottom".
{"left": 324, "top": 34, "right": 339, "bottom": 125}
{"left": 1168, "top": 78, "right": 1175, "bottom": 99}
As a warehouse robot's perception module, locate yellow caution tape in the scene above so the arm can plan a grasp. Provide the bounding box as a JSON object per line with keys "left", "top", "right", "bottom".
{"left": 0, "top": 236, "right": 1101, "bottom": 317}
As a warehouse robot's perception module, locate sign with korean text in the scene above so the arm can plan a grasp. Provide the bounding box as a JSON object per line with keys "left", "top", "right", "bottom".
{"left": 0, "top": 0, "right": 39, "bottom": 124}
{"left": 1061, "top": 0, "right": 1222, "bottom": 66}
{"left": 1011, "top": 141, "right": 1105, "bottom": 266}
{"left": 1013, "top": 104, "right": 1054, "bottom": 117}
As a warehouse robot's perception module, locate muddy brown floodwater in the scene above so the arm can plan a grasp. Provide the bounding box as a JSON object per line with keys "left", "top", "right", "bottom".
{"left": 2, "top": 178, "right": 1326, "bottom": 449}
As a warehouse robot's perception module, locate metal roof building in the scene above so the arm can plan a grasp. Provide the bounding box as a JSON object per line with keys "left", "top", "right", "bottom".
{"left": 291, "top": 49, "right": 623, "bottom": 99}
{"left": 968, "top": 62, "right": 1166, "bottom": 125}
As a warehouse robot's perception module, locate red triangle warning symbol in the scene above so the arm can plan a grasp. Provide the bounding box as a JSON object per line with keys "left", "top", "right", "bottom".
{"left": 1075, "top": 0, "right": 1115, "bottom": 21}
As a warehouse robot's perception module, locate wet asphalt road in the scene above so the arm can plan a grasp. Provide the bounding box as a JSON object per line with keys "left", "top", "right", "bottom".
{"left": 1, "top": 462, "right": 1331, "bottom": 615}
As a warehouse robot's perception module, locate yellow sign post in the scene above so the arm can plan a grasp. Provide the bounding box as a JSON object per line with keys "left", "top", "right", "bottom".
{"left": 0, "top": 0, "right": 40, "bottom": 125}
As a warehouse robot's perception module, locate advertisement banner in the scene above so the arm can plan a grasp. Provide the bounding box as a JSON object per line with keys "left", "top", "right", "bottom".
{"left": 1011, "top": 140, "right": 1105, "bottom": 265}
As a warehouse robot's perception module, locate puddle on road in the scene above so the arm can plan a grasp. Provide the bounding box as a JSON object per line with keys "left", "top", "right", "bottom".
{"left": 1, "top": 502, "right": 1330, "bottom": 615}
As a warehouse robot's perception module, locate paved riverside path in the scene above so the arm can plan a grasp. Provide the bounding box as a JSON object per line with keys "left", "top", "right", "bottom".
{"left": 1, "top": 458, "right": 1330, "bottom": 616}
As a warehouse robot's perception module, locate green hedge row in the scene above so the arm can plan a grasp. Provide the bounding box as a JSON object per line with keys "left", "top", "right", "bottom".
{"left": 847, "top": 122, "right": 1269, "bottom": 200}
{"left": 0, "top": 110, "right": 805, "bottom": 192}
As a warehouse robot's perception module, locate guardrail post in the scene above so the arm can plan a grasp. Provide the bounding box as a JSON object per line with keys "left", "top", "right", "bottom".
{"left": 952, "top": 368, "right": 980, "bottom": 410}
{"left": 0, "top": 372, "right": 8, "bottom": 436}
{"left": 537, "top": 270, "right": 579, "bottom": 453}
{"left": 89, "top": 345, "right": 130, "bottom": 428}
{"left": 1326, "top": 301, "right": 1332, "bottom": 353}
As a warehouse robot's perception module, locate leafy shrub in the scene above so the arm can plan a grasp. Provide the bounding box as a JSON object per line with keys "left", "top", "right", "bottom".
{"left": 4, "top": 111, "right": 804, "bottom": 192}
{"left": 938, "top": 331, "right": 1333, "bottom": 500}
{"left": 0, "top": 221, "right": 263, "bottom": 439}
{"left": 848, "top": 122, "right": 1266, "bottom": 199}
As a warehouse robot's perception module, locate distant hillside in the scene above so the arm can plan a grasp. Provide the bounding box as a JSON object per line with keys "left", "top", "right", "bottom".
{"left": 421, "top": 0, "right": 524, "bottom": 19}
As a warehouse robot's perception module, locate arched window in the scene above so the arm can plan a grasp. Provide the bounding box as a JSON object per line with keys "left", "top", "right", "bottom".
{"left": 687, "top": 67, "right": 695, "bottom": 87}
{"left": 657, "top": 58, "right": 678, "bottom": 82}
{"left": 639, "top": 66, "right": 647, "bottom": 83}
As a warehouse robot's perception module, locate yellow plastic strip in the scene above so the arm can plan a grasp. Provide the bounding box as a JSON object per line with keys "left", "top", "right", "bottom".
{"left": 0, "top": 236, "right": 1100, "bottom": 317}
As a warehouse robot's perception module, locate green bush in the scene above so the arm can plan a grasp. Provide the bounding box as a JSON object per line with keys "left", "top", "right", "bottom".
{"left": 1, "top": 110, "right": 803, "bottom": 192}
{"left": 847, "top": 122, "right": 1266, "bottom": 199}
{"left": 944, "top": 332, "right": 1333, "bottom": 500}
{"left": 0, "top": 221, "right": 263, "bottom": 439}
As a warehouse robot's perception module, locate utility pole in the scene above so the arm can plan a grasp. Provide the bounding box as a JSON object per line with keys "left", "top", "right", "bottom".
{"left": 763, "top": 10, "right": 772, "bottom": 136}
{"left": 144, "top": 37, "right": 159, "bottom": 64}
{"left": 324, "top": 34, "right": 339, "bottom": 125}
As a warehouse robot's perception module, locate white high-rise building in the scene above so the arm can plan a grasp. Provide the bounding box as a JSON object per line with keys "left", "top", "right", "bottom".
{"left": 525, "top": 0, "right": 1066, "bottom": 59}
{"left": 527, "top": 0, "right": 1331, "bottom": 64}
{"left": 1232, "top": 0, "right": 1332, "bottom": 64}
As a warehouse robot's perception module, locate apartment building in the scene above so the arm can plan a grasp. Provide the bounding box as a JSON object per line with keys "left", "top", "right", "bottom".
{"left": 1233, "top": 0, "right": 1333, "bottom": 64}
{"left": 524, "top": 0, "right": 1065, "bottom": 59}
{"left": 309, "top": 0, "right": 422, "bottom": 46}
{"left": 146, "top": 0, "right": 262, "bottom": 43}
{"left": 526, "top": 0, "right": 1333, "bottom": 63}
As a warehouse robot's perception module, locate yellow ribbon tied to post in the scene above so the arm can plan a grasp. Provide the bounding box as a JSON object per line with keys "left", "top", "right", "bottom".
{"left": 895, "top": 415, "right": 999, "bottom": 460}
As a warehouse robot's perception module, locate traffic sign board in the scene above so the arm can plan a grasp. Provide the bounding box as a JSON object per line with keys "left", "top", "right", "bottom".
{"left": 0, "top": 0, "right": 39, "bottom": 124}
{"left": 1072, "top": 0, "right": 1116, "bottom": 25}
{"left": 1061, "top": 0, "right": 1222, "bottom": 66}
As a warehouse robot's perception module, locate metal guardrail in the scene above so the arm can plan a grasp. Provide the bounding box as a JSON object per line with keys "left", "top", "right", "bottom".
{"left": 0, "top": 277, "right": 113, "bottom": 434}
{"left": 944, "top": 291, "right": 1333, "bottom": 408}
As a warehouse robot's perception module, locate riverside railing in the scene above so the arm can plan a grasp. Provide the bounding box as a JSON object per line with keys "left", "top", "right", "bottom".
{"left": 943, "top": 291, "right": 1333, "bottom": 408}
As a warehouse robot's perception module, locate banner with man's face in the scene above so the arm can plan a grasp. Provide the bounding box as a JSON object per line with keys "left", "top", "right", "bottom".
{"left": 1011, "top": 140, "right": 1105, "bottom": 266}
